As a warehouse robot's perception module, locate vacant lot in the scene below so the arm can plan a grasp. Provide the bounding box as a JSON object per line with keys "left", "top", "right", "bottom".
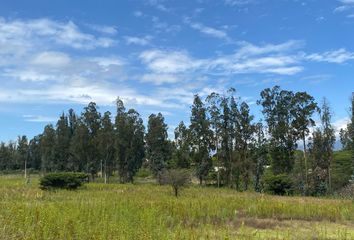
{"left": 0, "top": 175, "right": 353, "bottom": 240}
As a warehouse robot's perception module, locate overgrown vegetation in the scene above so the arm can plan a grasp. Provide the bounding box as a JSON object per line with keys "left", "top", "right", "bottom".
{"left": 39, "top": 172, "right": 88, "bottom": 190}
{"left": 0, "top": 176, "right": 353, "bottom": 239}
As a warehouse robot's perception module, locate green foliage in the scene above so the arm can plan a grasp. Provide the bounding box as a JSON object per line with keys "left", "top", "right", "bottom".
{"left": 263, "top": 172, "right": 293, "bottom": 195}
{"left": 39, "top": 172, "right": 88, "bottom": 190}
{"left": 332, "top": 150, "right": 353, "bottom": 191}
{"left": 146, "top": 113, "right": 171, "bottom": 177}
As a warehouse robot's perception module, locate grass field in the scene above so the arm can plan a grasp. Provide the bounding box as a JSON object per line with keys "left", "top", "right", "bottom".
{"left": 0, "top": 175, "right": 353, "bottom": 240}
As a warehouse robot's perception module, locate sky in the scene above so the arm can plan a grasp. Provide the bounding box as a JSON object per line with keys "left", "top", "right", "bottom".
{"left": 0, "top": 0, "right": 353, "bottom": 142}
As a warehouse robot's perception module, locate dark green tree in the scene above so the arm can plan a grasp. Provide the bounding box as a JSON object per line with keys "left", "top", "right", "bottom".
{"left": 146, "top": 113, "right": 171, "bottom": 181}
{"left": 39, "top": 125, "right": 56, "bottom": 173}
{"left": 291, "top": 92, "right": 318, "bottom": 190}
{"left": 115, "top": 98, "right": 145, "bottom": 183}
{"left": 258, "top": 86, "right": 297, "bottom": 175}
{"left": 82, "top": 102, "right": 101, "bottom": 179}
{"left": 98, "top": 111, "right": 115, "bottom": 183}
{"left": 54, "top": 113, "right": 71, "bottom": 171}
{"left": 309, "top": 98, "right": 335, "bottom": 195}
{"left": 17, "top": 135, "right": 29, "bottom": 178}
{"left": 69, "top": 120, "right": 90, "bottom": 172}
{"left": 189, "top": 94, "right": 214, "bottom": 185}
{"left": 172, "top": 121, "right": 191, "bottom": 169}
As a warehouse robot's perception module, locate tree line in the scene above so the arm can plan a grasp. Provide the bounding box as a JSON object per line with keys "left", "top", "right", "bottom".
{"left": 0, "top": 86, "right": 353, "bottom": 196}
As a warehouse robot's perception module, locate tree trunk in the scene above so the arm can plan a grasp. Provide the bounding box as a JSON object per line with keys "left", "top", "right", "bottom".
{"left": 302, "top": 135, "right": 308, "bottom": 194}
{"left": 24, "top": 158, "right": 27, "bottom": 179}
{"left": 174, "top": 187, "right": 178, "bottom": 197}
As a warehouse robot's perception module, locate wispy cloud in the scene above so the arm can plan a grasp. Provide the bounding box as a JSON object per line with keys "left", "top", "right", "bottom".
{"left": 184, "top": 18, "right": 229, "bottom": 40}
{"left": 124, "top": 35, "right": 152, "bottom": 46}
{"left": 305, "top": 48, "right": 354, "bottom": 63}
{"left": 23, "top": 115, "right": 57, "bottom": 122}
{"left": 0, "top": 17, "right": 117, "bottom": 50}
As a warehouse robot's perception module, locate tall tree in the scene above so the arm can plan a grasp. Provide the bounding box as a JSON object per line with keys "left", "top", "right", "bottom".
{"left": 206, "top": 92, "right": 222, "bottom": 187}
{"left": 253, "top": 122, "right": 268, "bottom": 192}
{"left": 172, "top": 121, "right": 191, "bottom": 169}
{"left": 189, "top": 94, "right": 214, "bottom": 185}
{"left": 258, "top": 86, "right": 297, "bottom": 175}
{"left": 17, "top": 135, "right": 29, "bottom": 178}
{"left": 237, "top": 101, "right": 255, "bottom": 190}
{"left": 115, "top": 99, "right": 145, "bottom": 183}
{"left": 54, "top": 113, "right": 71, "bottom": 171}
{"left": 98, "top": 111, "right": 115, "bottom": 183}
{"left": 40, "top": 125, "right": 56, "bottom": 173}
{"left": 82, "top": 102, "right": 101, "bottom": 179}
{"left": 309, "top": 98, "right": 335, "bottom": 195}
{"left": 28, "top": 135, "right": 42, "bottom": 170}
{"left": 291, "top": 92, "right": 318, "bottom": 190}
{"left": 146, "top": 113, "right": 171, "bottom": 180}
{"left": 69, "top": 120, "right": 90, "bottom": 172}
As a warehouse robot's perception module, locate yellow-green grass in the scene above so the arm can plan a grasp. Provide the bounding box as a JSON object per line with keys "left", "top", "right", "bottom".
{"left": 0, "top": 176, "right": 353, "bottom": 240}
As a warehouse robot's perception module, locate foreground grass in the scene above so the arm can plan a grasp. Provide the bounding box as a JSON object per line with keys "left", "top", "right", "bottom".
{"left": 0, "top": 176, "right": 353, "bottom": 240}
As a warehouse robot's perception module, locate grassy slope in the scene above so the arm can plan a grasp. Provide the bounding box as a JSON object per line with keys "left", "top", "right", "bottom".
{"left": 0, "top": 176, "right": 353, "bottom": 240}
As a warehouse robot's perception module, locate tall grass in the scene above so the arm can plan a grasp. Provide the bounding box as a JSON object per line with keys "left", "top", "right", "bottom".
{"left": 0, "top": 176, "right": 353, "bottom": 239}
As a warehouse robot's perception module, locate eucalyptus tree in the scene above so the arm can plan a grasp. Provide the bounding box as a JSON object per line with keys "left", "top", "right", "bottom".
{"left": 69, "top": 120, "right": 90, "bottom": 172}
{"left": 115, "top": 98, "right": 145, "bottom": 183}
{"left": 146, "top": 112, "right": 171, "bottom": 180}
{"left": 237, "top": 101, "right": 255, "bottom": 190}
{"left": 291, "top": 92, "right": 318, "bottom": 189}
{"left": 40, "top": 124, "right": 56, "bottom": 173}
{"left": 253, "top": 122, "right": 268, "bottom": 192}
{"left": 98, "top": 111, "right": 115, "bottom": 183}
{"left": 54, "top": 113, "right": 71, "bottom": 171}
{"left": 82, "top": 102, "right": 101, "bottom": 178}
{"left": 206, "top": 92, "right": 222, "bottom": 186}
{"left": 17, "top": 135, "right": 29, "bottom": 178}
{"left": 173, "top": 121, "right": 191, "bottom": 169}
{"left": 258, "top": 86, "right": 297, "bottom": 175}
{"left": 189, "top": 94, "right": 214, "bottom": 185}
{"left": 28, "top": 135, "right": 42, "bottom": 171}
{"left": 309, "top": 98, "right": 335, "bottom": 194}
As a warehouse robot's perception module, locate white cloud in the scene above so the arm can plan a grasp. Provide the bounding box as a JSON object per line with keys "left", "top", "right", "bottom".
{"left": 305, "top": 48, "right": 354, "bottom": 63}
{"left": 141, "top": 73, "right": 180, "bottom": 85}
{"left": 139, "top": 49, "right": 204, "bottom": 73}
{"left": 23, "top": 115, "right": 57, "bottom": 122}
{"left": 334, "top": 0, "right": 354, "bottom": 13}
{"left": 0, "top": 17, "right": 116, "bottom": 50}
{"left": 124, "top": 36, "right": 152, "bottom": 46}
{"left": 189, "top": 22, "right": 229, "bottom": 40}
{"left": 183, "top": 17, "right": 229, "bottom": 40}
{"left": 86, "top": 24, "right": 118, "bottom": 35}
{"left": 2, "top": 69, "right": 58, "bottom": 82}
{"left": 333, "top": 117, "right": 350, "bottom": 137}
{"left": 224, "top": 0, "right": 254, "bottom": 6}
{"left": 31, "top": 51, "right": 71, "bottom": 68}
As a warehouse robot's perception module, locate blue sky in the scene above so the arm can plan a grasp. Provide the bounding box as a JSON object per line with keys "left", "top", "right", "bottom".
{"left": 0, "top": 0, "right": 353, "bottom": 141}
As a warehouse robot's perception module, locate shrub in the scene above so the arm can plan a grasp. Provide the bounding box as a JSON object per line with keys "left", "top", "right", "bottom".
{"left": 161, "top": 169, "right": 191, "bottom": 197}
{"left": 39, "top": 172, "right": 89, "bottom": 190}
{"left": 337, "top": 184, "right": 354, "bottom": 200}
{"left": 263, "top": 173, "right": 293, "bottom": 195}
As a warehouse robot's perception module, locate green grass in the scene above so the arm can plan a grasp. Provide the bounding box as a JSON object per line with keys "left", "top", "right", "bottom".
{"left": 0, "top": 176, "right": 353, "bottom": 240}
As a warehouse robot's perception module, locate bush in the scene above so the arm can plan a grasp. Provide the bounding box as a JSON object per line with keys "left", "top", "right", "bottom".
{"left": 161, "top": 169, "right": 191, "bottom": 197}
{"left": 39, "top": 172, "right": 89, "bottom": 190}
{"left": 336, "top": 184, "right": 354, "bottom": 200}
{"left": 263, "top": 173, "right": 293, "bottom": 195}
